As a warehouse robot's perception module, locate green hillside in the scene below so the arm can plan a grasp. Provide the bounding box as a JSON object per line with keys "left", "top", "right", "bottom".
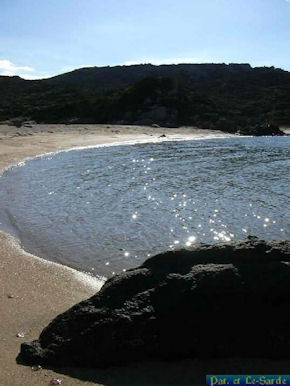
{"left": 1, "top": 63, "right": 290, "bottom": 134}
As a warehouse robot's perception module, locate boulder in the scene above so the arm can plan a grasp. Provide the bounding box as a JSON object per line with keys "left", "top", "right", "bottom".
{"left": 19, "top": 236, "right": 290, "bottom": 367}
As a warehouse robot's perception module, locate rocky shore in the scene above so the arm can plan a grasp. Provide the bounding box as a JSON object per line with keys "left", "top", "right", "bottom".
{"left": 19, "top": 236, "right": 290, "bottom": 368}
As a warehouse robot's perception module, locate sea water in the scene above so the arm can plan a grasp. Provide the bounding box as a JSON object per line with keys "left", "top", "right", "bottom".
{"left": 0, "top": 136, "right": 289, "bottom": 278}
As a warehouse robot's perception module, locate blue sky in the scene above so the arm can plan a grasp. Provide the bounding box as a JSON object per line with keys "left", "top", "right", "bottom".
{"left": 1, "top": 0, "right": 290, "bottom": 79}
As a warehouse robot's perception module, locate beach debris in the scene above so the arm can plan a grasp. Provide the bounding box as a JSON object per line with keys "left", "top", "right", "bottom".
{"left": 7, "top": 293, "right": 14, "bottom": 298}
{"left": 159, "top": 134, "right": 166, "bottom": 138}
{"left": 50, "top": 379, "right": 62, "bottom": 385}
{"left": 31, "top": 364, "right": 42, "bottom": 371}
{"left": 16, "top": 332, "right": 25, "bottom": 338}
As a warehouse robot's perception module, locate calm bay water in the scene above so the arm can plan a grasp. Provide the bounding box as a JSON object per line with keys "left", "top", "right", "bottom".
{"left": 0, "top": 136, "right": 289, "bottom": 278}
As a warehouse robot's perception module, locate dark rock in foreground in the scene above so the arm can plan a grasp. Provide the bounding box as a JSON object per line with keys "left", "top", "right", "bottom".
{"left": 19, "top": 236, "right": 290, "bottom": 367}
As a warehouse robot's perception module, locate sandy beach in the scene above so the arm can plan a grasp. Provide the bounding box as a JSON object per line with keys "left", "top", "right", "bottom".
{"left": 0, "top": 124, "right": 289, "bottom": 386}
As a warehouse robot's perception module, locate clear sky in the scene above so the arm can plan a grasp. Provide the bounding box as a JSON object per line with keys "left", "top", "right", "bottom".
{"left": 1, "top": 0, "right": 290, "bottom": 79}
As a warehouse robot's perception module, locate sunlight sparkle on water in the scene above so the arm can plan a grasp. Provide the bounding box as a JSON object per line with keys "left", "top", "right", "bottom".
{"left": 186, "top": 235, "right": 196, "bottom": 246}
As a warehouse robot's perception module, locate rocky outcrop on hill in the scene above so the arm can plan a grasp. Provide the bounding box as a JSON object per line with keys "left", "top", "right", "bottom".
{"left": 19, "top": 236, "right": 290, "bottom": 367}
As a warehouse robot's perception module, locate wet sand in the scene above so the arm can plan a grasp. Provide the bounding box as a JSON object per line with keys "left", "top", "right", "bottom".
{"left": 0, "top": 124, "right": 289, "bottom": 386}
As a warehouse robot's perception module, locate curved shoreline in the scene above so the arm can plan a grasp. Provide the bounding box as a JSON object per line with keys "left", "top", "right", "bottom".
{"left": 0, "top": 124, "right": 237, "bottom": 386}
{"left": 0, "top": 131, "right": 237, "bottom": 271}
{"left": 0, "top": 127, "right": 236, "bottom": 278}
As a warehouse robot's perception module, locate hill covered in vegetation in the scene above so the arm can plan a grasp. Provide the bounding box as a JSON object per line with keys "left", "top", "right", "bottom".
{"left": 1, "top": 63, "right": 290, "bottom": 134}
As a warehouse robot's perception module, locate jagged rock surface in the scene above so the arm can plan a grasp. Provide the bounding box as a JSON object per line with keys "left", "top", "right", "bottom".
{"left": 19, "top": 236, "right": 290, "bottom": 367}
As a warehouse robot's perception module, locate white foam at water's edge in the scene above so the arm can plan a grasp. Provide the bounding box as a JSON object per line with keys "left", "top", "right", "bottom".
{"left": 2, "top": 230, "right": 105, "bottom": 291}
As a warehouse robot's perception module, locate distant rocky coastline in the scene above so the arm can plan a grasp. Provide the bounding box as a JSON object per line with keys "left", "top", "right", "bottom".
{"left": 19, "top": 236, "right": 290, "bottom": 367}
